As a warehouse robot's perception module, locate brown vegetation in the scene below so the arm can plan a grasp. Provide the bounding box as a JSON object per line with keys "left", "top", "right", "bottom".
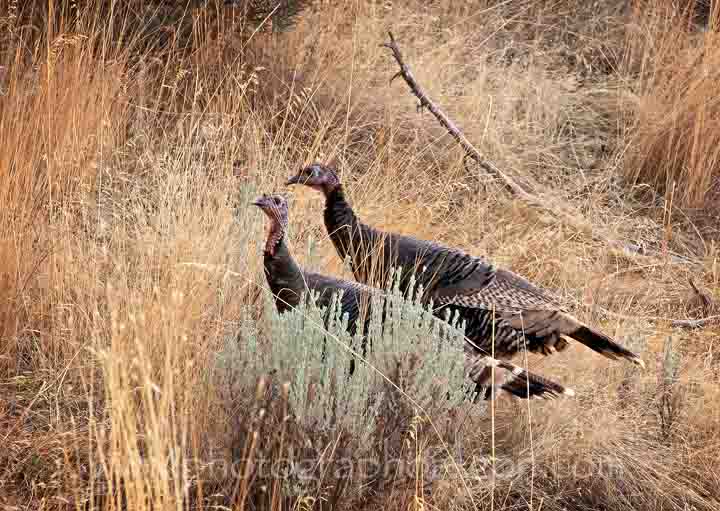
{"left": 623, "top": 0, "right": 720, "bottom": 209}
{"left": 1, "top": 0, "right": 719, "bottom": 510}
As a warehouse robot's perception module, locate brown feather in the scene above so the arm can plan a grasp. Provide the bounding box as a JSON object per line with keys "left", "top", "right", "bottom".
{"left": 464, "top": 347, "right": 575, "bottom": 400}
{"left": 503, "top": 309, "right": 645, "bottom": 368}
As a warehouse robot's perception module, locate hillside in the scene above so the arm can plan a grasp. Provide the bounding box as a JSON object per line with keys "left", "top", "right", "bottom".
{"left": 1, "top": 1, "right": 719, "bottom": 510}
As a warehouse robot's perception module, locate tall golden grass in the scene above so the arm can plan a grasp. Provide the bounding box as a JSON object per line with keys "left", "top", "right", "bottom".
{"left": 1, "top": 0, "right": 719, "bottom": 509}
{"left": 623, "top": 0, "right": 720, "bottom": 209}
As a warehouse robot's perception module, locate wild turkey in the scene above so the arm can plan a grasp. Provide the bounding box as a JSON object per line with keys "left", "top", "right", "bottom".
{"left": 252, "top": 193, "right": 575, "bottom": 400}
{"left": 285, "top": 164, "right": 645, "bottom": 371}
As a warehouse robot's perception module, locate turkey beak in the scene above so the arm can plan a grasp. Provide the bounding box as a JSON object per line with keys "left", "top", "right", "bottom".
{"left": 285, "top": 175, "right": 301, "bottom": 186}
{"left": 251, "top": 197, "right": 266, "bottom": 208}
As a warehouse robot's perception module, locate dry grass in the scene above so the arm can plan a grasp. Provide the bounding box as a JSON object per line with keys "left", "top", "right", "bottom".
{"left": 1, "top": 0, "right": 719, "bottom": 509}
{"left": 622, "top": 0, "right": 720, "bottom": 210}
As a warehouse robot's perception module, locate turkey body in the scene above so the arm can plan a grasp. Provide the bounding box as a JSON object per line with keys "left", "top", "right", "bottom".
{"left": 264, "top": 238, "right": 375, "bottom": 337}
{"left": 321, "top": 186, "right": 644, "bottom": 367}
{"left": 257, "top": 195, "right": 574, "bottom": 400}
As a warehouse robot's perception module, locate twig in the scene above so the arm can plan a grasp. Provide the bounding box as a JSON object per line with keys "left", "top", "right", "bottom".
{"left": 381, "top": 32, "right": 600, "bottom": 239}
{"left": 381, "top": 31, "right": 700, "bottom": 266}
{"left": 670, "top": 316, "right": 720, "bottom": 329}
{"left": 382, "top": 32, "right": 529, "bottom": 200}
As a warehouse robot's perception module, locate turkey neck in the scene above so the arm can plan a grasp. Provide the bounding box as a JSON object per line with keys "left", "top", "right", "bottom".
{"left": 324, "top": 185, "right": 369, "bottom": 282}
{"left": 323, "top": 185, "right": 356, "bottom": 263}
{"left": 263, "top": 232, "right": 307, "bottom": 314}
{"left": 323, "top": 186, "right": 482, "bottom": 300}
{"left": 323, "top": 185, "right": 403, "bottom": 289}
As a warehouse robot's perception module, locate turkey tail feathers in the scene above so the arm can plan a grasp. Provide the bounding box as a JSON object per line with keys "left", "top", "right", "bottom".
{"left": 569, "top": 325, "right": 646, "bottom": 369}
{"left": 503, "top": 309, "right": 645, "bottom": 369}
{"left": 464, "top": 352, "right": 575, "bottom": 401}
{"left": 496, "top": 360, "right": 575, "bottom": 399}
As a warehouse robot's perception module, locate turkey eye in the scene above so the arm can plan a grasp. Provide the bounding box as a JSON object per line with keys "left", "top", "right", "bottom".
{"left": 273, "top": 197, "right": 281, "bottom": 205}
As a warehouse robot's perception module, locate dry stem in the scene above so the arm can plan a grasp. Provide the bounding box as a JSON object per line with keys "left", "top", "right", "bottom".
{"left": 381, "top": 31, "right": 699, "bottom": 267}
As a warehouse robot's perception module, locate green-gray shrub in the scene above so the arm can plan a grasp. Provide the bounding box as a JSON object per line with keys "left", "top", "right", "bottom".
{"left": 214, "top": 267, "right": 472, "bottom": 437}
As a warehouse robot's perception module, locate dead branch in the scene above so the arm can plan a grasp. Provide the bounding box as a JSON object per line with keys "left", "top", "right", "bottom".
{"left": 380, "top": 32, "right": 604, "bottom": 236}
{"left": 381, "top": 31, "right": 530, "bottom": 200}
{"left": 670, "top": 315, "right": 720, "bottom": 329}
{"left": 381, "top": 31, "right": 701, "bottom": 266}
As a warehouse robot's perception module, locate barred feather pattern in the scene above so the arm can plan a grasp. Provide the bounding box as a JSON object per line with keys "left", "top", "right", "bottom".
{"left": 321, "top": 184, "right": 644, "bottom": 368}
{"left": 267, "top": 240, "right": 574, "bottom": 399}
{"left": 463, "top": 345, "right": 575, "bottom": 400}
{"left": 302, "top": 271, "right": 376, "bottom": 337}
{"left": 261, "top": 227, "right": 377, "bottom": 339}
{"left": 256, "top": 194, "right": 577, "bottom": 399}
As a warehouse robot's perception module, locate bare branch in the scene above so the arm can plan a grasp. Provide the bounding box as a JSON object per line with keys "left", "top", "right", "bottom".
{"left": 670, "top": 315, "right": 720, "bottom": 329}
{"left": 381, "top": 31, "right": 701, "bottom": 267}
{"left": 381, "top": 31, "right": 529, "bottom": 199}
{"left": 380, "top": 30, "right": 606, "bottom": 222}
